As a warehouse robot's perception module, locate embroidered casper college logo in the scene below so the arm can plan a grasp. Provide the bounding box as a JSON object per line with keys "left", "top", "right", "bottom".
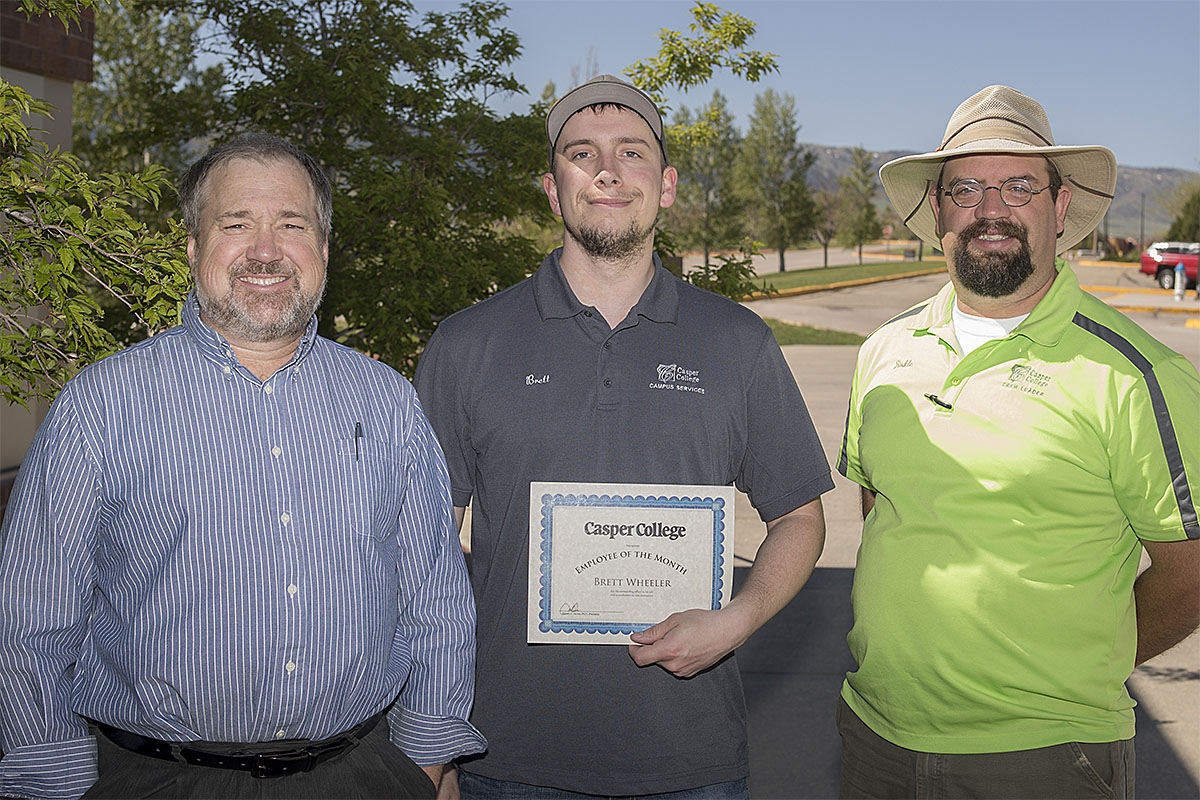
{"left": 1001, "top": 363, "right": 1051, "bottom": 397}
{"left": 650, "top": 363, "right": 705, "bottom": 395}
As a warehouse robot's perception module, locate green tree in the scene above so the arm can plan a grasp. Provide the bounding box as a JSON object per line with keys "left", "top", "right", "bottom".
{"left": 1, "top": 56, "right": 190, "bottom": 405}
{"left": 1165, "top": 182, "right": 1200, "bottom": 242}
{"left": 73, "top": 0, "right": 222, "bottom": 193}
{"left": 836, "top": 146, "right": 882, "bottom": 264}
{"left": 735, "top": 89, "right": 815, "bottom": 272}
{"left": 666, "top": 91, "right": 744, "bottom": 266}
{"left": 811, "top": 189, "right": 839, "bottom": 268}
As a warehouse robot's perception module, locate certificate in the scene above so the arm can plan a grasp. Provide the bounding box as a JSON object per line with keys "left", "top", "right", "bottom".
{"left": 527, "top": 481, "right": 735, "bottom": 644}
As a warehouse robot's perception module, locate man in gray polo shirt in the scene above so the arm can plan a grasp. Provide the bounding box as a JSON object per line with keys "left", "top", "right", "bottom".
{"left": 414, "top": 75, "right": 833, "bottom": 798}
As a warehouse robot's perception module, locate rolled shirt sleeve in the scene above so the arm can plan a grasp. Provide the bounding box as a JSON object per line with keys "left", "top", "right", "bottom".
{"left": 387, "top": 403, "right": 486, "bottom": 765}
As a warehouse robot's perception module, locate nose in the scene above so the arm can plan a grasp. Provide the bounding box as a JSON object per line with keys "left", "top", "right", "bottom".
{"left": 248, "top": 225, "right": 282, "bottom": 262}
{"left": 975, "top": 185, "right": 1011, "bottom": 219}
{"left": 594, "top": 152, "right": 621, "bottom": 187}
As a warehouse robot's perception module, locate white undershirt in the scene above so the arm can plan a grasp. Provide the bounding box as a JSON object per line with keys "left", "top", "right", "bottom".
{"left": 952, "top": 304, "right": 1028, "bottom": 355}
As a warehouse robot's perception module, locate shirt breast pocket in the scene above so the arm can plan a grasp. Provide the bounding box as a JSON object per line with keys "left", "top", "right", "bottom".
{"left": 331, "top": 435, "right": 406, "bottom": 542}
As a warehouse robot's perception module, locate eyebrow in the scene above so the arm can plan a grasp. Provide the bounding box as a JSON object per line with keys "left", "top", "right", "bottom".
{"left": 558, "top": 135, "right": 654, "bottom": 152}
{"left": 948, "top": 172, "right": 1042, "bottom": 184}
{"left": 213, "top": 209, "right": 311, "bottom": 224}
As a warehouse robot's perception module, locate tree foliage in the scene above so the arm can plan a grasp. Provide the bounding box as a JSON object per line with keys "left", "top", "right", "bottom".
{"left": 682, "top": 239, "right": 772, "bottom": 301}
{"left": 0, "top": 77, "right": 190, "bottom": 405}
{"left": 735, "top": 89, "right": 815, "bottom": 272}
{"left": 1165, "top": 182, "right": 1199, "bottom": 242}
{"left": 625, "top": 2, "right": 777, "bottom": 102}
{"left": 665, "top": 91, "right": 745, "bottom": 266}
{"left": 73, "top": 0, "right": 223, "bottom": 199}
{"left": 836, "top": 146, "right": 882, "bottom": 263}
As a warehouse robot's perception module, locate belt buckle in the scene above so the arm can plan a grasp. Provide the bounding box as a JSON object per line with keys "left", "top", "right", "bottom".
{"left": 251, "top": 749, "right": 316, "bottom": 779}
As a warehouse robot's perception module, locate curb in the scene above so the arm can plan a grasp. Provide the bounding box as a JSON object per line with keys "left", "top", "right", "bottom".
{"left": 746, "top": 266, "right": 948, "bottom": 300}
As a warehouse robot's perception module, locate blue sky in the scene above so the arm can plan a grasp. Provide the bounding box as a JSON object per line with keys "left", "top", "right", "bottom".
{"left": 419, "top": 0, "right": 1200, "bottom": 172}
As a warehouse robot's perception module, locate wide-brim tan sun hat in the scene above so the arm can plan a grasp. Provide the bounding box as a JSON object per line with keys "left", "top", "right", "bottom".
{"left": 879, "top": 85, "right": 1117, "bottom": 254}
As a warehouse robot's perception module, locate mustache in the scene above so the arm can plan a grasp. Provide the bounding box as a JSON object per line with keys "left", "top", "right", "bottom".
{"left": 232, "top": 260, "right": 294, "bottom": 277}
{"left": 960, "top": 218, "right": 1028, "bottom": 243}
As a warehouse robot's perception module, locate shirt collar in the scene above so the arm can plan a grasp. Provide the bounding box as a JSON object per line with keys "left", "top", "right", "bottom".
{"left": 181, "top": 290, "right": 319, "bottom": 375}
{"left": 532, "top": 248, "right": 679, "bottom": 324}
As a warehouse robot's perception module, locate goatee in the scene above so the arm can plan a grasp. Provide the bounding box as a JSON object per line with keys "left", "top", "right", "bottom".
{"left": 952, "top": 219, "right": 1035, "bottom": 298}
{"left": 565, "top": 217, "right": 654, "bottom": 262}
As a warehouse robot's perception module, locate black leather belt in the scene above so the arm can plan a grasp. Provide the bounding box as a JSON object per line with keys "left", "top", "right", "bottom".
{"left": 92, "top": 710, "right": 384, "bottom": 779}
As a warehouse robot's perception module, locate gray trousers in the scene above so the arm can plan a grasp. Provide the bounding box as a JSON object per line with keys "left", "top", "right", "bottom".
{"left": 837, "top": 696, "right": 1134, "bottom": 799}
{"left": 83, "top": 717, "right": 435, "bottom": 799}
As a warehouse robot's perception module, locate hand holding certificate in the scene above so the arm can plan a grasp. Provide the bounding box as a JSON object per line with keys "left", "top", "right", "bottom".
{"left": 527, "top": 482, "right": 734, "bottom": 644}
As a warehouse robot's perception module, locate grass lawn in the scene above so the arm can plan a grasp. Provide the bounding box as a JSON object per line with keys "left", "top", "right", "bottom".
{"left": 754, "top": 260, "right": 944, "bottom": 294}
{"left": 763, "top": 317, "right": 864, "bottom": 346}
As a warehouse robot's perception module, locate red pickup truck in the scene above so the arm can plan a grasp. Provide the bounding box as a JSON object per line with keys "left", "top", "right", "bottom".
{"left": 1140, "top": 241, "right": 1199, "bottom": 289}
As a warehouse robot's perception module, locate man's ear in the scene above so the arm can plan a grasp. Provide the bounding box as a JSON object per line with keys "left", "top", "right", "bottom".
{"left": 1053, "top": 185, "right": 1072, "bottom": 237}
{"left": 659, "top": 166, "right": 678, "bottom": 209}
{"left": 542, "top": 171, "right": 562, "bottom": 217}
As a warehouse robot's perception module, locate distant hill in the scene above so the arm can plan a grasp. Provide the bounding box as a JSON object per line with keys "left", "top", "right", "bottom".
{"left": 804, "top": 144, "right": 1198, "bottom": 243}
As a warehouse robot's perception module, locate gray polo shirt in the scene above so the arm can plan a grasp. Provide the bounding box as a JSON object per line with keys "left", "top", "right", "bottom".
{"left": 415, "top": 250, "right": 832, "bottom": 795}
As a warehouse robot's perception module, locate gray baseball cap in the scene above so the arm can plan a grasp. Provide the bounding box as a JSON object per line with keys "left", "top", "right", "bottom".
{"left": 546, "top": 74, "right": 668, "bottom": 164}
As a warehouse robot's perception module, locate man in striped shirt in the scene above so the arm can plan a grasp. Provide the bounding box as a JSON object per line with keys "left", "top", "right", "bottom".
{"left": 0, "top": 134, "right": 484, "bottom": 799}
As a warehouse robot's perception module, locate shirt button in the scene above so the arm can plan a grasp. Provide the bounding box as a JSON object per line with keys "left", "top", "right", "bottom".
{"left": 603, "top": 342, "right": 612, "bottom": 350}
{"left": 271, "top": 446, "right": 282, "bottom": 458}
{"left": 264, "top": 384, "right": 274, "bottom": 395}
{"left": 274, "top": 729, "right": 287, "bottom": 739}
{"left": 584, "top": 310, "right": 593, "bottom": 317}
{"left": 603, "top": 378, "right": 612, "bottom": 387}
{"left": 222, "top": 365, "right": 232, "bottom": 375}
{"left": 287, "top": 583, "right": 299, "bottom": 596}
{"left": 280, "top": 512, "right": 292, "bottom": 525}
{"left": 285, "top": 661, "right": 297, "bottom": 673}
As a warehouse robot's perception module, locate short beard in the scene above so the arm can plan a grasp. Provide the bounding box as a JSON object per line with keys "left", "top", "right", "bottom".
{"left": 564, "top": 216, "right": 654, "bottom": 262}
{"left": 951, "top": 219, "right": 1035, "bottom": 298}
{"left": 196, "top": 260, "right": 325, "bottom": 344}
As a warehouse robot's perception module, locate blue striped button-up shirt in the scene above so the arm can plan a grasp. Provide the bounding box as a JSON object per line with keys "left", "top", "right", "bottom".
{"left": 0, "top": 294, "right": 485, "bottom": 799}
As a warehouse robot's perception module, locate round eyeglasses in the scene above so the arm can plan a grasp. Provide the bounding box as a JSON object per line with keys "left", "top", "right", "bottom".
{"left": 940, "top": 178, "right": 1049, "bottom": 209}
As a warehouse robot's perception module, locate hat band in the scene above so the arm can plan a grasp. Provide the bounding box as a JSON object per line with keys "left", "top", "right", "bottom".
{"left": 937, "top": 116, "right": 1054, "bottom": 152}
{"left": 1064, "top": 175, "right": 1114, "bottom": 200}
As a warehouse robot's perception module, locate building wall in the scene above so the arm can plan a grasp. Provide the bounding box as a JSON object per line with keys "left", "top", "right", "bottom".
{"left": 0, "top": 1, "right": 93, "bottom": 518}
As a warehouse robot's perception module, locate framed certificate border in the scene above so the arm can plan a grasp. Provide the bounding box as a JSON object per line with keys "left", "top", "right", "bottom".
{"left": 527, "top": 481, "right": 734, "bottom": 644}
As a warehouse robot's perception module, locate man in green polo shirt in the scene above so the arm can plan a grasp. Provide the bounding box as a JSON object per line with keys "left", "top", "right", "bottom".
{"left": 837, "top": 85, "right": 1199, "bottom": 798}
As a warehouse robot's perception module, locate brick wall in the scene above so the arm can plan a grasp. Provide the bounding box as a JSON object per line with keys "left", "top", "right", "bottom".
{"left": 0, "top": 0, "right": 93, "bottom": 84}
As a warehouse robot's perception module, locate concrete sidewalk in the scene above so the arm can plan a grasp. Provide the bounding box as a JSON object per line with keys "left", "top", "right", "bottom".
{"left": 734, "top": 271, "right": 1200, "bottom": 798}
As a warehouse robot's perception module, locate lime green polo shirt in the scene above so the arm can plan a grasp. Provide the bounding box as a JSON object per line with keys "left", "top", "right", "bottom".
{"left": 838, "top": 264, "right": 1199, "bottom": 754}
